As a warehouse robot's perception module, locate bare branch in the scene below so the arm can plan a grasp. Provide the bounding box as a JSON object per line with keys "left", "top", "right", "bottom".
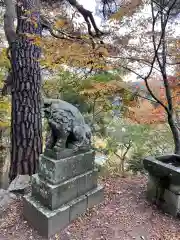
{"left": 109, "top": 56, "right": 162, "bottom": 73}
{"left": 41, "top": 15, "right": 76, "bottom": 39}
{"left": 116, "top": 61, "right": 168, "bottom": 109}
{"left": 159, "top": 0, "right": 177, "bottom": 114}
{"left": 67, "top": 0, "right": 103, "bottom": 37}
{"left": 133, "top": 92, "right": 158, "bottom": 104}
{"left": 167, "top": 61, "right": 180, "bottom": 65}
{"left": 151, "top": 0, "right": 177, "bottom": 72}
{"left": 152, "top": 0, "right": 169, "bottom": 13}
{"left": 4, "top": 0, "right": 17, "bottom": 44}
{"left": 150, "top": 0, "right": 177, "bottom": 115}
{"left": 135, "top": 0, "right": 176, "bottom": 114}
{"left": 40, "top": 15, "right": 97, "bottom": 50}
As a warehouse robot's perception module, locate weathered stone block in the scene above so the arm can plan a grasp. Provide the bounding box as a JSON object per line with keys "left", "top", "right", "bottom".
{"left": 32, "top": 169, "right": 98, "bottom": 210}
{"left": 39, "top": 150, "right": 95, "bottom": 184}
{"left": 44, "top": 148, "right": 90, "bottom": 160}
{"left": 144, "top": 155, "right": 180, "bottom": 186}
{"left": 169, "top": 184, "right": 180, "bottom": 194}
{"left": 146, "top": 175, "right": 159, "bottom": 202}
{"left": 23, "top": 188, "right": 104, "bottom": 238}
{"left": 86, "top": 185, "right": 104, "bottom": 209}
{"left": 161, "top": 189, "right": 180, "bottom": 216}
{"left": 77, "top": 169, "right": 98, "bottom": 196}
{"left": 69, "top": 194, "right": 87, "bottom": 221}
{"left": 23, "top": 195, "right": 70, "bottom": 238}
{"left": 164, "top": 189, "right": 180, "bottom": 208}
{"left": 161, "top": 201, "right": 179, "bottom": 217}
{"left": 31, "top": 174, "right": 78, "bottom": 210}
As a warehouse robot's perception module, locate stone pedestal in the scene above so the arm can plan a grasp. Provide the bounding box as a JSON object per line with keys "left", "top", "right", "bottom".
{"left": 23, "top": 150, "right": 104, "bottom": 238}
{"left": 144, "top": 155, "right": 180, "bottom": 217}
{"left": 146, "top": 174, "right": 180, "bottom": 217}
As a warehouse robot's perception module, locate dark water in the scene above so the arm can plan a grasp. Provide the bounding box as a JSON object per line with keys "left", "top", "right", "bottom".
{"left": 166, "top": 160, "right": 180, "bottom": 167}
{"left": 158, "top": 155, "right": 180, "bottom": 167}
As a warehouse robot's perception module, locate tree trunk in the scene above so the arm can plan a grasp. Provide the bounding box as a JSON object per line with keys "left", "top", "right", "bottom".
{"left": 9, "top": 0, "right": 42, "bottom": 181}
{"left": 168, "top": 114, "right": 180, "bottom": 155}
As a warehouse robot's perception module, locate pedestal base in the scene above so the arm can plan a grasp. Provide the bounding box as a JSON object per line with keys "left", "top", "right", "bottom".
{"left": 23, "top": 185, "right": 104, "bottom": 238}
{"left": 32, "top": 169, "right": 98, "bottom": 210}
{"left": 146, "top": 174, "right": 180, "bottom": 217}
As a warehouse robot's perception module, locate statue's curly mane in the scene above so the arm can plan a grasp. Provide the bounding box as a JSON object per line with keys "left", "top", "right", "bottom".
{"left": 43, "top": 99, "right": 91, "bottom": 151}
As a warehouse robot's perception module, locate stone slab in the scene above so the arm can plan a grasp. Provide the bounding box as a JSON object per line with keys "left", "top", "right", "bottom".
{"left": 69, "top": 194, "right": 87, "bottom": 221}
{"left": 23, "top": 185, "right": 104, "bottom": 238}
{"left": 77, "top": 169, "right": 98, "bottom": 196}
{"left": 8, "top": 175, "right": 30, "bottom": 192}
{"left": 162, "top": 189, "right": 180, "bottom": 217}
{"left": 31, "top": 169, "right": 98, "bottom": 210}
{"left": 44, "top": 148, "right": 91, "bottom": 160}
{"left": 146, "top": 175, "right": 159, "bottom": 202}
{"left": 161, "top": 201, "right": 179, "bottom": 217}
{"left": 143, "top": 156, "right": 180, "bottom": 185}
{"left": 164, "top": 189, "right": 180, "bottom": 208}
{"left": 39, "top": 150, "right": 95, "bottom": 184}
{"left": 23, "top": 195, "right": 70, "bottom": 238}
{"left": 86, "top": 185, "right": 104, "bottom": 209}
{"left": 169, "top": 184, "right": 180, "bottom": 194}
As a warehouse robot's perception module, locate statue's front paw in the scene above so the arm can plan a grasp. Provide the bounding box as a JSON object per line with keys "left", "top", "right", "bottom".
{"left": 45, "top": 143, "right": 53, "bottom": 150}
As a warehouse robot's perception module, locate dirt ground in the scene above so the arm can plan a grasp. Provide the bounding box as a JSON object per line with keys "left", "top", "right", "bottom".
{"left": 0, "top": 175, "right": 180, "bottom": 240}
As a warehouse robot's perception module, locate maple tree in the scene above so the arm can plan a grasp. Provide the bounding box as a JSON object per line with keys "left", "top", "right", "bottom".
{"left": 104, "top": 0, "right": 180, "bottom": 154}
{"left": 0, "top": 0, "right": 109, "bottom": 181}
{"left": 126, "top": 76, "right": 180, "bottom": 124}
{"left": 42, "top": 70, "right": 136, "bottom": 137}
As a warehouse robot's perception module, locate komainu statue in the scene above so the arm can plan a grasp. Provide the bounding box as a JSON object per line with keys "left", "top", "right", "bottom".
{"left": 42, "top": 98, "right": 92, "bottom": 152}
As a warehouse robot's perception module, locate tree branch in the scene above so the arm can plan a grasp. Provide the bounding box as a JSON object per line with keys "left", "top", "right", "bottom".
{"left": 152, "top": 0, "right": 169, "bottom": 13}
{"left": 40, "top": 15, "right": 97, "bottom": 50}
{"left": 167, "top": 61, "right": 180, "bottom": 65}
{"left": 159, "top": 0, "right": 177, "bottom": 114}
{"left": 67, "top": 0, "right": 103, "bottom": 37}
{"left": 116, "top": 61, "right": 168, "bottom": 110}
{"left": 132, "top": 92, "right": 158, "bottom": 104}
{"left": 41, "top": 15, "right": 79, "bottom": 40}
{"left": 109, "top": 56, "right": 162, "bottom": 73}
{"left": 137, "top": 0, "right": 173, "bottom": 114}
{"left": 150, "top": 0, "right": 177, "bottom": 115}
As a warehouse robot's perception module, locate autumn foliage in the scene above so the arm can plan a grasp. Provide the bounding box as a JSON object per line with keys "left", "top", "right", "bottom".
{"left": 127, "top": 76, "right": 180, "bottom": 124}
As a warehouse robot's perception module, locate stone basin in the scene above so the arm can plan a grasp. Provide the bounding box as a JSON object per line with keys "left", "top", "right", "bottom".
{"left": 143, "top": 154, "right": 180, "bottom": 185}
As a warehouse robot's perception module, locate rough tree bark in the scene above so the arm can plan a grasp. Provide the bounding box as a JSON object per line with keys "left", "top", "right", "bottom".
{"left": 4, "top": 0, "right": 42, "bottom": 182}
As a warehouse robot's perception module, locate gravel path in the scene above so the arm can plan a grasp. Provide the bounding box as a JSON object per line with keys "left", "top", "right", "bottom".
{"left": 0, "top": 175, "right": 180, "bottom": 240}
